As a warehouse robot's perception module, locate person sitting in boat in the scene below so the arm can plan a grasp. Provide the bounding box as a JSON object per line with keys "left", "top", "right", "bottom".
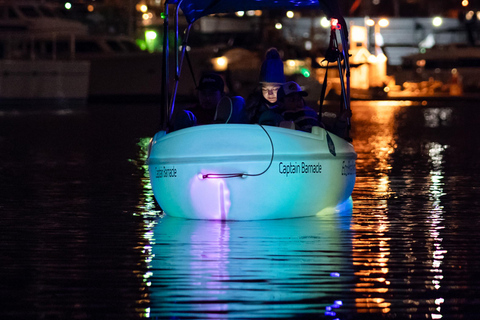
{"left": 245, "top": 47, "right": 285, "bottom": 126}
{"left": 276, "top": 81, "right": 321, "bottom": 132}
{"left": 276, "top": 81, "right": 351, "bottom": 137}
{"left": 170, "top": 73, "right": 246, "bottom": 131}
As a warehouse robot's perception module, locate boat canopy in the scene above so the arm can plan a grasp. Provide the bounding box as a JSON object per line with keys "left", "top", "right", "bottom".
{"left": 168, "top": 0, "right": 345, "bottom": 25}
{"left": 161, "top": 0, "right": 350, "bottom": 136}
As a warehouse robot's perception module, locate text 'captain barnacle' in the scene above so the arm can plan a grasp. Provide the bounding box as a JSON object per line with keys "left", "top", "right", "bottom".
{"left": 279, "top": 162, "right": 322, "bottom": 177}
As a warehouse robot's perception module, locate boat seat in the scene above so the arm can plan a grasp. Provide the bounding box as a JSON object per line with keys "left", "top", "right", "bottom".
{"left": 214, "top": 96, "right": 248, "bottom": 124}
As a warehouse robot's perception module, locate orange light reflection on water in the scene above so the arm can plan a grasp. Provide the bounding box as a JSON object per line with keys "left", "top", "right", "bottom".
{"left": 350, "top": 101, "right": 411, "bottom": 314}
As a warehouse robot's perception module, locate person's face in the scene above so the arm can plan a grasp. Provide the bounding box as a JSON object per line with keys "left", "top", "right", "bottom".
{"left": 262, "top": 83, "right": 281, "bottom": 104}
{"left": 283, "top": 93, "right": 305, "bottom": 110}
{"left": 198, "top": 88, "right": 222, "bottom": 109}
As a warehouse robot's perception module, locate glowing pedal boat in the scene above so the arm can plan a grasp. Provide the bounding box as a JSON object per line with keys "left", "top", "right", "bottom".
{"left": 148, "top": 124, "right": 356, "bottom": 220}
{"left": 147, "top": 0, "right": 356, "bottom": 220}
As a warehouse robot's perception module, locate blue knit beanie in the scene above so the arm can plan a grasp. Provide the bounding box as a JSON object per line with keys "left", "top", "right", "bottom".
{"left": 259, "top": 48, "right": 285, "bottom": 84}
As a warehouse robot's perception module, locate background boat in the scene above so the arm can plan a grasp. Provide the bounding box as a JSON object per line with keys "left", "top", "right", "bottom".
{"left": 0, "top": 1, "right": 90, "bottom": 103}
{"left": 0, "top": 0, "right": 170, "bottom": 102}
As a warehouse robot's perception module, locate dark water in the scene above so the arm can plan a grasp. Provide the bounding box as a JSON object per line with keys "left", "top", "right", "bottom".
{"left": 1, "top": 100, "right": 480, "bottom": 319}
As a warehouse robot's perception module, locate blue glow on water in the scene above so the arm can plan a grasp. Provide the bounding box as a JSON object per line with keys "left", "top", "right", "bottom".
{"left": 148, "top": 210, "right": 353, "bottom": 318}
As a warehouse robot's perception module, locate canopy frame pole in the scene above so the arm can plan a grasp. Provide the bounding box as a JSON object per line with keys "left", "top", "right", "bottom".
{"left": 339, "top": 27, "right": 351, "bottom": 120}
{"left": 169, "top": 2, "right": 192, "bottom": 122}
{"left": 160, "top": 0, "right": 170, "bottom": 131}
{"left": 331, "top": 19, "right": 352, "bottom": 141}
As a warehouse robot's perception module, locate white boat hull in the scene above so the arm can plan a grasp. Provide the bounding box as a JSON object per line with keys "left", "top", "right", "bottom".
{"left": 147, "top": 124, "right": 356, "bottom": 220}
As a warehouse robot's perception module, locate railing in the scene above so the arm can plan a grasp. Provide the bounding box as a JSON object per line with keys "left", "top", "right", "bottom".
{"left": 0, "top": 32, "right": 78, "bottom": 61}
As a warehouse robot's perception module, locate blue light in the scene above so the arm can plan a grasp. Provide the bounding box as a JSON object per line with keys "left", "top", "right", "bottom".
{"left": 330, "top": 272, "right": 340, "bottom": 277}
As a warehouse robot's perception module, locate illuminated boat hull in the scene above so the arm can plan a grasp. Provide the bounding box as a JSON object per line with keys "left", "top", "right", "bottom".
{"left": 147, "top": 124, "right": 356, "bottom": 220}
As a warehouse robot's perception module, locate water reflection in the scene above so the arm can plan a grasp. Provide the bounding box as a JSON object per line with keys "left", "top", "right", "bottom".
{"left": 135, "top": 137, "right": 164, "bottom": 318}
{"left": 147, "top": 205, "right": 353, "bottom": 318}
{"left": 133, "top": 133, "right": 354, "bottom": 318}
{"left": 350, "top": 101, "right": 400, "bottom": 314}
{"left": 128, "top": 100, "right": 480, "bottom": 319}
{"left": 424, "top": 108, "right": 453, "bottom": 128}
{"left": 426, "top": 142, "right": 448, "bottom": 319}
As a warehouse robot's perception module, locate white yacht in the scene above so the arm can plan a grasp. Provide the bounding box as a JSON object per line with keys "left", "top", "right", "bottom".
{"left": 0, "top": 0, "right": 165, "bottom": 102}
{"left": 0, "top": 1, "right": 90, "bottom": 102}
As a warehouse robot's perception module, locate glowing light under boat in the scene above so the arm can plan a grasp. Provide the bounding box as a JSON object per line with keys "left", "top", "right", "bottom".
{"left": 190, "top": 175, "right": 231, "bottom": 220}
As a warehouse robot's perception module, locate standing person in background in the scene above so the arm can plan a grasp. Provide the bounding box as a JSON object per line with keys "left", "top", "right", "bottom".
{"left": 245, "top": 47, "right": 286, "bottom": 126}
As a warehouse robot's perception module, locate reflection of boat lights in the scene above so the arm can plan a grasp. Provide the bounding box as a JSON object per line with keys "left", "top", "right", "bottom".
{"left": 423, "top": 108, "right": 452, "bottom": 128}
{"left": 426, "top": 142, "right": 447, "bottom": 319}
{"left": 136, "top": 137, "right": 163, "bottom": 317}
{"left": 351, "top": 103, "right": 396, "bottom": 313}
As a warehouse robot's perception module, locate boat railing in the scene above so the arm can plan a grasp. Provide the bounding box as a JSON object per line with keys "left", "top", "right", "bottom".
{"left": 0, "top": 32, "right": 78, "bottom": 61}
